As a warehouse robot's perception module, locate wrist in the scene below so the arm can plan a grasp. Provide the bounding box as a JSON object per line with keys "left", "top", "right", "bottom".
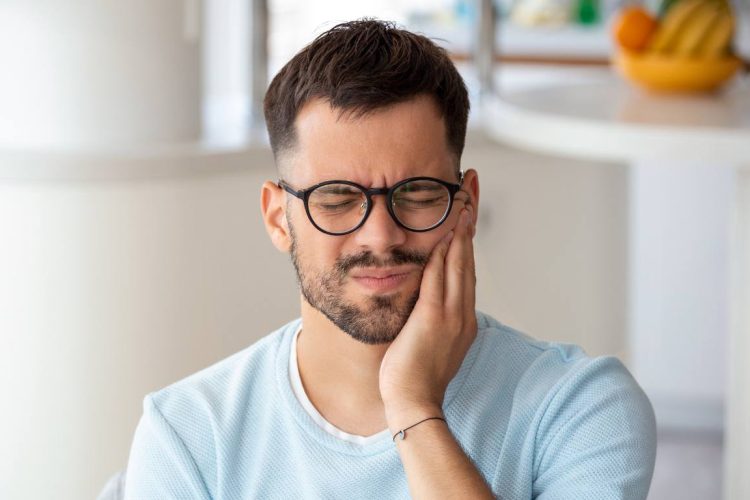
{"left": 385, "top": 402, "right": 444, "bottom": 434}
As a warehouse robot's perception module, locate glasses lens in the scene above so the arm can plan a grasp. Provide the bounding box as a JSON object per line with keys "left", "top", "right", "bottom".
{"left": 307, "top": 183, "right": 367, "bottom": 234}
{"left": 392, "top": 179, "right": 451, "bottom": 230}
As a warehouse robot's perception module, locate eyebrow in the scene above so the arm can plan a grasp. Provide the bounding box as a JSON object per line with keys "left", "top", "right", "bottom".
{"left": 396, "top": 182, "right": 445, "bottom": 193}
{"left": 314, "top": 184, "right": 362, "bottom": 194}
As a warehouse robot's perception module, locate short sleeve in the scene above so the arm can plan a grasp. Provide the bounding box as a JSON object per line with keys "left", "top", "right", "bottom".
{"left": 532, "top": 357, "right": 657, "bottom": 500}
{"left": 124, "top": 395, "right": 212, "bottom": 500}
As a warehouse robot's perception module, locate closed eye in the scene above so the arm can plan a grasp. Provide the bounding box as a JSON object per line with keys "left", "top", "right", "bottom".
{"left": 314, "top": 199, "right": 362, "bottom": 211}
{"left": 394, "top": 196, "right": 447, "bottom": 209}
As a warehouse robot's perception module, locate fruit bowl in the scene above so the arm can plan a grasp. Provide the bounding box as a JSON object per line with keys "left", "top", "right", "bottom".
{"left": 614, "top": 50, "right": 743, "bottom": 92}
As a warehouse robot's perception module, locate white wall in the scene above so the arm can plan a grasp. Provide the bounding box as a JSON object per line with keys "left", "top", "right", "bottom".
{"left": 725, "top": 168, "right": 750, "bottom": 500}
{"left": 469, "top": 133, "right": 629, "bottom": 357}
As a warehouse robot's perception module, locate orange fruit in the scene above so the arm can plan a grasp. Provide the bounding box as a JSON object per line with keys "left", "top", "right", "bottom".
{"left": 611, "top": 6, "right": 659, "bottom": 52}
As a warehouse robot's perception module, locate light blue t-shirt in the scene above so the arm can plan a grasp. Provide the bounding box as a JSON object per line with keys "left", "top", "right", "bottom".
{"left": 124, "top": 311, "right": 656, "bottom": 499}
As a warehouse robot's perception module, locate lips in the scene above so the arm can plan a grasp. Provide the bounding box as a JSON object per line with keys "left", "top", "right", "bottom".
{"left": 349, "top": 267, "right": 413, "bottom": 279}
{"left": 349, "top": 267, "right": 415, "bottom": 293}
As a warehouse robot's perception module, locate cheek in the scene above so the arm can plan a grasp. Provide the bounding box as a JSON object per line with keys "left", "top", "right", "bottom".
{"left": 432, "top": 205, "right": 464, "bottom": 238}
{"left": 407, "top": 212, "right": 462, "bottom": 261}
{"left": 301, "top": 234, "right": 347, "bottom": 270}
{"left": 410, "top": 231, "right": 449, "bottom": 260}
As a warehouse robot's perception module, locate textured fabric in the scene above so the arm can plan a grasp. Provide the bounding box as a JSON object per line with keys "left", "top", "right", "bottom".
{"left": 289, "top": 324, "right": 391, "bottom": 445}
{"left": 124, "top": 311, "right": 656, "bottom": 499}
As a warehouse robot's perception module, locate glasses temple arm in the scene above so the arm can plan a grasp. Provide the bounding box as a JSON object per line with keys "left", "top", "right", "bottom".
{"left": 278, "top": 180, "right": 305, "bottom": 199}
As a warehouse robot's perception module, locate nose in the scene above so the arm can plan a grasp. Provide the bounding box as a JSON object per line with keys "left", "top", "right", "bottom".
{"left": 351, "top": 195, "right": 407, "bottom": 252}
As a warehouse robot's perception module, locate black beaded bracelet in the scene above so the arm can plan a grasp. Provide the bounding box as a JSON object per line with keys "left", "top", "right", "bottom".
{"left": 392, "top": 416, "right": 447, "bottom": 442}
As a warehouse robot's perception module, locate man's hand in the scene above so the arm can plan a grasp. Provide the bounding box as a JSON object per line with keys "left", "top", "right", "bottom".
{"left": 379, "top": 199, "right": 477, "bottom": 431}
{"left": 376, "top": 186, "right": 494, "bottom": 500}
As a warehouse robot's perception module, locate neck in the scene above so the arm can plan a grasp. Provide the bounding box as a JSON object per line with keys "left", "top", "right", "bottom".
{"left": 295, "top": 296, "right": 390, "bottom": 433}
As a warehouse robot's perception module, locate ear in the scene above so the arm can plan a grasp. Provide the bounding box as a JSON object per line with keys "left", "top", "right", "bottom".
{"left": 260, "top": 181, "right": 292, "bottom": 253}
{"left": 461, "top": 168, "right": 480, "bottom": 228}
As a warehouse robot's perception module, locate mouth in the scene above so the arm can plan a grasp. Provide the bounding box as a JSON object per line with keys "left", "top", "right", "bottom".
{"left": 349, "top": 267, "right": 416, "bottom": 293}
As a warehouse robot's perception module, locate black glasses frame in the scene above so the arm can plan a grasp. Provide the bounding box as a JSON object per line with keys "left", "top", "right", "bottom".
{"left": 278, "top": 172, "right": 464, "bottom": 236}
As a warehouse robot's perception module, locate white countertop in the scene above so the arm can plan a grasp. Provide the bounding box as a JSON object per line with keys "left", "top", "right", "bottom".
{"left": 485, "top": 75, "right": 750, "bottom": 164}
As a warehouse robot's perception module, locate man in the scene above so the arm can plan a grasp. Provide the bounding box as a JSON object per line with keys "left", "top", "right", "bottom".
{"left": 124, "top": 19, "right": 656, "bottom": 499}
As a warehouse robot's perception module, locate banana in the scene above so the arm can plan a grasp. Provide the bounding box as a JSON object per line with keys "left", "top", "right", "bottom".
{"left": 647, "top": 0, "right": 706, "bottom": 52}
{"left": 672, "top": 3, "right": 723, "bottom": 55}
{"left": 696, "top": 8, "right": 735, "bottom": 57}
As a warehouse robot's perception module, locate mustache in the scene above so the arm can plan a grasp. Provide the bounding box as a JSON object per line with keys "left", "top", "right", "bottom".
{"left": 335, "top": 248, "right": 430, "bottom": 275}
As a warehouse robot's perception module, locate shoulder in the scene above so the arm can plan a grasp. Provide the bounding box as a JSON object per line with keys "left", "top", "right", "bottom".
{"left": 145, "top": 318, "right": 299, "bottom": 436}
{"left": 125, "top": 319, "right": 299, "bottom": 498}
{"left": 473, "top": 312, "right": 656, "bottom": 496}
{"left": 473, "top": 311, "right": 655, "bottom": 438}
{"left": 474, "top": 311, "right": 648, "bottom": 402}
{"left": 475, "top": 310, "right": 590, "bottom": 368}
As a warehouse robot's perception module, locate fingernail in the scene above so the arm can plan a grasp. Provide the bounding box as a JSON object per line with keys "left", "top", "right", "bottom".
{"left": 443, "top": 230, "right": 455, "bottom": 243}
{"left": 462, "top": 209, "right": 471, "bottom": 227}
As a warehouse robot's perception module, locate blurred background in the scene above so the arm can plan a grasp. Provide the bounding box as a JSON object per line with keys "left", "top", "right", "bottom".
{"left": 1, "top": 1, "right": 749, "bottom": 499}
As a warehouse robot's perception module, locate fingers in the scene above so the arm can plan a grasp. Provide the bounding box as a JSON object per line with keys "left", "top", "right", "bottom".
{"left": 463, "top": 207, "right": 477, "bottom": 317}
{"left": 444, "top": 206, "right": 476, "bottom": 319}
{"left": 415, "top": 200, "right": 476, "bottom": 323}
{"left": 453, "top": 189, "right": 476, "bottom": 236}
{"left": 418, "top": 229, "right": 454, "bottom": 307}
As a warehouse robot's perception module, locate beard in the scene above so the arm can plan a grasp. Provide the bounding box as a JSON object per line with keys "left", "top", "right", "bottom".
{"left": 288, "top": 220, "right": 429, "bottom": 345}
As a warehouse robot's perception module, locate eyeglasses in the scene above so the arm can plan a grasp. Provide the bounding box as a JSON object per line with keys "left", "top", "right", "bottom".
{"left": 279, "top": 172, "right": 464, "bottom": 236}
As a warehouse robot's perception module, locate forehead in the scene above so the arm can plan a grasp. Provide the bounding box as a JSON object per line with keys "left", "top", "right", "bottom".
{"left": 286, "top": 95, "right": 455, "bottom": 186}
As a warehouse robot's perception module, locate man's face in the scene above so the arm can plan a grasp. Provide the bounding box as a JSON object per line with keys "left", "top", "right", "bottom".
{"left": 281, "top": 95, "right": 469, "bottom": 345}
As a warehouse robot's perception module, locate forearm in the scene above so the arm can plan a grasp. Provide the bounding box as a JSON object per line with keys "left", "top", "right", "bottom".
{"left": 388, "top": 410, "right": 495, "bottom": 500}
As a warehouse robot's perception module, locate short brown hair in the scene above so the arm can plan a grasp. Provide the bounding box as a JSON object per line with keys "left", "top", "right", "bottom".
{"left": 263, "top": 19, "right": 470, "bottom": 169}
